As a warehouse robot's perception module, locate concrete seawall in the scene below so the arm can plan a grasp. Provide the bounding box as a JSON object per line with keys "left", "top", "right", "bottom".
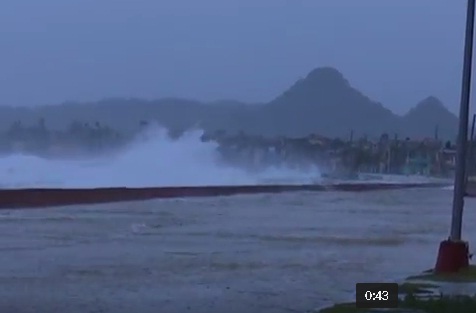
{"left": 0, "top": 182, "right": 449, "bottom": 209}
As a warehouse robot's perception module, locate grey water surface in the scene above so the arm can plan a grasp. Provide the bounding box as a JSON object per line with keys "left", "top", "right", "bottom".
{"left": 0, "top": 188, "right": 472, "bottom": 313}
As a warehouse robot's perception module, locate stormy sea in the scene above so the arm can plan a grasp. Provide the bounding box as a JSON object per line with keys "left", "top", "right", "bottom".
{"left": 0, "top": 125, "right": 458, "bottom": 313}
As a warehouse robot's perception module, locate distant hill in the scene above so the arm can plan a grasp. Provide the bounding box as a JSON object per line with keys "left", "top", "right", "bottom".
{"left": 402, "top": 96, "right": 458, "bottom": 140}
{"left": 258, "top": 67, "right": 401, "bottom": 138}
{"left": 0, "top": 67, "right": 459, "bottom": 140}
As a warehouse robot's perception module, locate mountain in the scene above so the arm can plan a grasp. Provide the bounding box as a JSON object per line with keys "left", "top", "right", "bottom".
{"left": 402, "top": 96, "right": 458, "bottom": 140}
{"left": 258, "top": 67, "right": 401, "bottom": 138}
{"left": 0, "top": 67, "right": 459, "bottom": 140}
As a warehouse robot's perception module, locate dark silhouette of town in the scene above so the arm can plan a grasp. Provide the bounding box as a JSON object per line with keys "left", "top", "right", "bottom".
{"left": 0, "top": 117, "right": 458, "bottom": 179}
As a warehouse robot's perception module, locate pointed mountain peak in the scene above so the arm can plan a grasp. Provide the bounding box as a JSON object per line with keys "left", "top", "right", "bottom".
{"left": 304, "top": 67, "right": 350, "bottom": 87}
{"left": 271, "top": 67, "right": 352, "bottom": 106}
{"left": 415, "top": 96, "right": 445, "bottom": 109}
{"left": 406, "top": 96, "right": 453, "bottom": 117}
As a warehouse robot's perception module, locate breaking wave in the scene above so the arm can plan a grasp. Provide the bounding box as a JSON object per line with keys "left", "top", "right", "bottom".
{"left": 0, "top": 125, "right": 322, "bottom": 189}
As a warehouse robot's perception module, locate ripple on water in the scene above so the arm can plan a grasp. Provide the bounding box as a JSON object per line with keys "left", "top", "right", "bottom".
{"left": 0, "top": 188, "right": 472, "bottom": 312}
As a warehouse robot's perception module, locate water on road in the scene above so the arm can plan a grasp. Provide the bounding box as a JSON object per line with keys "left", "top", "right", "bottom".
{"left": 0, "top": 187, "right": 472, "bottom": 313}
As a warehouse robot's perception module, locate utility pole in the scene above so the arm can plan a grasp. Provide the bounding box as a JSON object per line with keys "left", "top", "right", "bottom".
{"left": 450, "top": 0, "right": 474, "bottom": 242}
{"left": 435, "top": 0, "right": 475, "bottom": 273}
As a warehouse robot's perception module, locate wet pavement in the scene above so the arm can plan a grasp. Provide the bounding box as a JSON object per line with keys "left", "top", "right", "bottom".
{"left": 0, "top": 188, "right": 474, "bottom": 313}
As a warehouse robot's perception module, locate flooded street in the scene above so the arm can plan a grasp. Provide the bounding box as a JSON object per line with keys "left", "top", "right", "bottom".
{"left": 0, "top": 187, "right": 474, "bottom": 313}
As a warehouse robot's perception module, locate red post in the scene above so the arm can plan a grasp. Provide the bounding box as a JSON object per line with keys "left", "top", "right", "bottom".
{"left": 435, "top": 240, "right": 469, "bottom": 273}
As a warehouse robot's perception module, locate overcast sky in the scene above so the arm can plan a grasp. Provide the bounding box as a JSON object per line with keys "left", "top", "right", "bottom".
{"left": 0, "top": 0, "right": 469, "bottom": 114}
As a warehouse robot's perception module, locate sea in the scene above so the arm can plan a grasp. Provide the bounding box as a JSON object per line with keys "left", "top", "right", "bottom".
{"left": 0, "top": 126, "right": 466, "bottom": 313}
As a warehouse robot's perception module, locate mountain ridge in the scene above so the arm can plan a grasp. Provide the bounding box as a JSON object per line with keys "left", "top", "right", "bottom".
{"left": 0, "top": 67, "right": 459, "bottom": 140}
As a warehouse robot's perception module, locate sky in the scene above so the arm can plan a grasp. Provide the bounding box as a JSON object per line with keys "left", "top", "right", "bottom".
{"left": 0, "top": 0, "right": 469, "bottom": 114}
